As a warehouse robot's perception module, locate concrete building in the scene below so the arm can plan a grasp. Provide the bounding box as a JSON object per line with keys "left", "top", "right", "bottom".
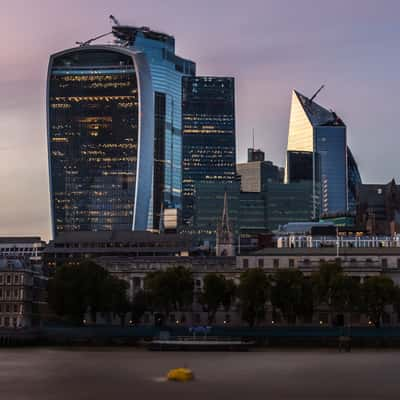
{"left": 237, "top": 149, "right": 282, "bottom": 193}
{"left": 44, "top": 231, "right": 192, "bottom": 268}
{"left": 357, "top": 179, "right": 400, "bottom": 236}
{"left": 0, "top": 237, "right": 46, "bottom": 263}
{"left": 0, "top": 258, "right": 48, "bottom": 328}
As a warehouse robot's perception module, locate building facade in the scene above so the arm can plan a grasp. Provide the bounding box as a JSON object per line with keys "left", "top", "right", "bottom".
{"left": 119, "top": 26, "right": 196, "bottom": 228}
{"left": 47, "top": 45, "right": 154, "bottom": 236}
{"left": 237, "top": 148, "right": 282, "bottom": 192}
{"left": 347, "top": 147, "right": 362, "bottom": 213}
{"left": 285, "top": 90, "right": 348, "bottom": 217}
{"left": 357, "top": 180, "right": 400, "bottom": 235}
{"left": 182, "top": 77, "right": 236, "bottom": 226}
{"left": 0, "top": 237, "right": 46, "bottom": 264}
{"left": 0, "top": 259, "right": 48, "bottom": 328}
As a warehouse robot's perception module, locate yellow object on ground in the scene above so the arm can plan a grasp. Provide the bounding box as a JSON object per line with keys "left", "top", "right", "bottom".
{"left": 166, "top": 368, "right": 194, "bottom": 382}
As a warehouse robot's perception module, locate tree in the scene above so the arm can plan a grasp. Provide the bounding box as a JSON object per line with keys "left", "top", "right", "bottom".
{"left": 106, "top": 277, "right": 130, "bottom": 326}
{"left": 130, "top": 290, "right": 148, "bottom": 323}
{"left": 48, "top": 260, "right": 129, "bottom": 326}
{"left": 362, "top": 276, "right": 397, "bottom": 327}
{"left": 312, "top": 262, "right": 346, "bottom": 324}
{"left": 271, "top": 269, "right": 313, "bottom": 324}
{"left": 238, "top": 269, "right": 269, "bottom": 327}
{"left": 145, "top": 266, "right": 193, "bottom": 322}
{"left": 199, "top": 274, "right": 237, "bottom": 324}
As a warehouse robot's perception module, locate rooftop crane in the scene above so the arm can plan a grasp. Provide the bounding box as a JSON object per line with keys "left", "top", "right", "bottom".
{"left": 109, "top": 14, "right": 120, "bottom": 26}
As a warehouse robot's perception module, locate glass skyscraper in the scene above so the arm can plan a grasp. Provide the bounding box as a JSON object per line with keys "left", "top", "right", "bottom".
{"left": 182, "top": 76, "right": 236, "bottom": 225}
{"left": 286, "top": 90, "right": 348, "bottom": 216}
{"left": 347, "top": 147, "right": 362, "bottom": 213}
{"left": 47, "top": 46, "right": 154, "bottom": 237}
{"left": 117, "top": 26, "right": 196, "bottom": 229}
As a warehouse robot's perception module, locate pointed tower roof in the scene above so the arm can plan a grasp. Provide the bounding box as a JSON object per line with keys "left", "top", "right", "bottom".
{"left": 221, "top": 191, "right": 230, "bottom": 231}
{"left": 293, "top": 90, "right": 345, "bottom": 127}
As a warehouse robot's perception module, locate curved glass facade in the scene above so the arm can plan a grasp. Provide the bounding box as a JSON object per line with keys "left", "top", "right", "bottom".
{"left": 47, "top": 46, "right": 153, "bottom": 236}
{"left": 127, "top": 30, "right": 196, "bottom": 229}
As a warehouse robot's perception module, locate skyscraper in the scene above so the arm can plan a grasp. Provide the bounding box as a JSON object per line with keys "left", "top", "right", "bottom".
{"left": 115, "top": 25, "right": 196, "bottom": 229}
{"left": 182, "top": 76, "right": 236, "bottom": 225}
{"left": 285, "top": 90, "right": 348, "bottom": 216}
{"left": 347, "top": 147, "right": 362, "bottom": 213}
{"left": 47, "top": 24, "right": 195, "bottom": 236}
{"left": 47, "top": 46, "right": 154, "bottom": 237}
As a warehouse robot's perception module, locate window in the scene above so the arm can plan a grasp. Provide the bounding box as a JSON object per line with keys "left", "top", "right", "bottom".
{"left": 397, "top": 258, "right": 400, "bottom": 268}
{"left": 195, "top": 279, "right": 201, "bottom": 287}
{"left": 0, "top": 289, "right": 2, "bottom": 298}
{"left": 243, "top": 259, "right": 249, "bottom": 269}
{"left": 258, "top": 259, "right": 264, "bottom": 268}
{"left": 14, "top": 275, "right": 19, "bottom": 284}
{"left": 13, "top": 304, "right": 18, "bottom": 313}
{"left": 0, "top": 275, "right": 3, "bottom": 284}
{"left": 14, "top": 289, "right": 19, "bottom": 299}
{"left": 273, "top": 259, "right": 279, "bottom": 268}
{"left": 382, "top": 259, "right": 388, "bottom": 268}
{"left": 5, "top": 304, "right": 10, "bottom": 313}
{"left": 6, "top": 275, "right": 11, "bottom": 284}
{"left": 289, "top": 259, "right": 295, "bottom": 268}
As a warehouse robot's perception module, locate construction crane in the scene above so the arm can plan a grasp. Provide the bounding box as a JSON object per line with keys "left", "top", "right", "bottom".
{"left": 109, "top": 14, "right": 120, "bottom": 26}
{"left": 75, "top": 31, "right": 112, "bottom": 47}
{"left": 309, "top": 84, "right": 325, "bottom": 103}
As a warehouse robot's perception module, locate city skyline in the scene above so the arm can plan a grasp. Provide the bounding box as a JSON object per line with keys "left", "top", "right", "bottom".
{"left": 2, "top": 0, "right": 400, "bottom": 239}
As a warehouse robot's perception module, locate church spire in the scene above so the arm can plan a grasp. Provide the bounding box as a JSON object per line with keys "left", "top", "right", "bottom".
{"left": 216, "top": 190, "right": 235, "bottom": 257}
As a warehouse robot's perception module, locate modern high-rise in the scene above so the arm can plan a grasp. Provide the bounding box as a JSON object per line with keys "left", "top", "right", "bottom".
{"left": 237, "top": 148, "right": 282, "bottom": 192}
{"left": 182, "top": 77, "right": 236, "bottom": 225}
{"left": 47, "top": 24, "right": 195, "bottom": 236}
{"left": 47, "top": 46, "right": 154, "bottom": 236}
{"left": 117, "top": 26, "right": 196, "bottom": 229}
{"left": 347, "top": 147, "right": 362, "bottom": 213}
{"left": 285, "top": 90, "right": 348, "bottom": 216}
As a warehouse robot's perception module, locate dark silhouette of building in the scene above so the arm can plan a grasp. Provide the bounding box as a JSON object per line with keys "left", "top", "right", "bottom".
{"left": 357, "top": 179, "right": 400, "bottom": 235}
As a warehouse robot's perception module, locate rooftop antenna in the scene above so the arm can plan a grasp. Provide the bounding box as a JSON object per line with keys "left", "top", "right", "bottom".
{"left": 309, "top": 84, "right": 325, "bottom": 103}
{"left": 252, "top": 128, "right": 255, "bottom": 149}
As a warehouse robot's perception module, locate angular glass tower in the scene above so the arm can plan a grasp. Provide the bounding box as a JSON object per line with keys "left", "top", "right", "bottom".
{"left": 114, "top": 26, "right": 196, "bottom": 229}
{"left": 286, "top": 90, "right": 348, "bottom": 216}
{"left": 182, "top": 77, "right": 236, "bottom": 226}
{"left": 47, "top": 46, "right": 154, "bottom": 237}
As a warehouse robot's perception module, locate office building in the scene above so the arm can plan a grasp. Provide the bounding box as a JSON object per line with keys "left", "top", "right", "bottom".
{"left": 0, "top": 237, "right": 46, "bottom": 263}
{"left": 182, "top": 77, "right": 236, "bottom": 226}
{"left": 347, "top": 147, "right": 362, "bottom": 213}
{"left": 265, "top": 182, "right": 315, "bottom": 230}
{"left": 237, "top": 148, "right": 282, "bottom": 192}
{"left": 285, "top": 89, "right": 348, "bottom": 216}
{"left": 47, "top": 45, "right": 154, "bottom": 236}
{"left": 116, "top": 26, "right": 196, "bottom": 228}
{"left": 357, "top": 179, "right": 400, "bottom": 235}
{"left": 0, "top": 258, "right": 48, "bottom": 328}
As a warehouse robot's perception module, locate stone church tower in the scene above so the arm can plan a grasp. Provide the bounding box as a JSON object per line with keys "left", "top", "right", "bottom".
{"left": 216, "top": 192, "right": 235, "bottom": 256}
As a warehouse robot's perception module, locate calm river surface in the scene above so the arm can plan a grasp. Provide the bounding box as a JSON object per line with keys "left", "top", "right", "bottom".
{"left": 0, "top": 348, "right": 399, "bottom": 399}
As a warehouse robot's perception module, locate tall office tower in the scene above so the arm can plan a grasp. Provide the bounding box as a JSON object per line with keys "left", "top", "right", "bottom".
{"left": 47, "top": 46, "right": 154, "bottom": 237}
{"left": 237, "top": 149, "right": 282, "bottom": 192}
{"left": 113, "top": 25, "right": 196, "bottom": 229}
{"left": 347, "top": 147, "right": 362, "bottom": 213}
{"left": 285, "top": 89, "right": 348, "bottom": 217}
{"left": 182, "top": 77, "right": 236, "bottom": 225}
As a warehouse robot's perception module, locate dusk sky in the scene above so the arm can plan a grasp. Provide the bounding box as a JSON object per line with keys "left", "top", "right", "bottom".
{"left": 1, "top": 0, "right": 399, "bottom": 240}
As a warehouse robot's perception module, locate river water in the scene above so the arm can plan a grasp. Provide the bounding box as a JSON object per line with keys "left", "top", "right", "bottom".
{"left": 0, "top": 348, "right": 399, "bottom": 399}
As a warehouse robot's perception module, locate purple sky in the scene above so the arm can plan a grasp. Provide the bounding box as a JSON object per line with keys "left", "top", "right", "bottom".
{"left": 1, "top": 0, "right": 399, "bottom": 240}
